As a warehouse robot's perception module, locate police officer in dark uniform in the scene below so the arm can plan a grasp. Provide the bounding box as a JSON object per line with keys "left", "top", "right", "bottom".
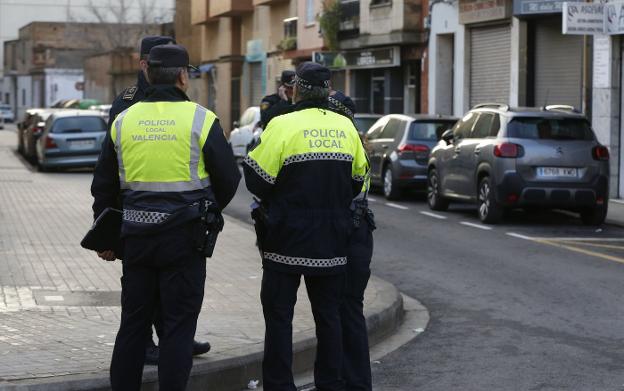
{"left": 104, "top": 35, "right": 212, "bottom": 365}
{"left": 259, "top": 70, "right": 296, "bottom": 128}
{"left": 107, "top": 35, "right": 174, "bottom": 130}
{"left": 328, "top": 91, "right": 376, "bottom": 391}
{"left": 244, "top": 62, "right": 369, "bottom": 391}
{"left": 91, "top": 44, "right": 241, "bottom": 390}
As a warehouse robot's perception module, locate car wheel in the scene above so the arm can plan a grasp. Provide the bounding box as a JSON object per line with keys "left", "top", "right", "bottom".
{"left": 383, "top": 165, "right": 401, "bottom": 200}
{"left": 478, "top": 176, "right": 503, "bottom": 224}
{"left": 580, "top": 204, "right": 607, "bottom": 226}
{"left": 427, "top": 169, "right": 449, "bottom": 211}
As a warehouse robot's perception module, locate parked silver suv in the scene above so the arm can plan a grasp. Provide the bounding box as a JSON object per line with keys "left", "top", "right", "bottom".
{"left": 427, "top": 104, "right": 610, "bottom": 225}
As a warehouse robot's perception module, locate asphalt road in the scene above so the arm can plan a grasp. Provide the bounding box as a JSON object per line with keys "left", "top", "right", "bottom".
{"left": 224, "top": 175, "right": 624, "bottom": 391}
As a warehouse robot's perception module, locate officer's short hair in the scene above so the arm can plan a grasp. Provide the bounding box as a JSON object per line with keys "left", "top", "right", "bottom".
{"left": 296, "top": 85, "right": 330, "bottom": 102}
{"left": 147, "top": 66, "right": 185, "bottom": 85}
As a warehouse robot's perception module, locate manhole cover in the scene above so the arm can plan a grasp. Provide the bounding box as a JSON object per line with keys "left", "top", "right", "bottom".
{"left": 33, "top": 290, "right": 121, "bottom": 306}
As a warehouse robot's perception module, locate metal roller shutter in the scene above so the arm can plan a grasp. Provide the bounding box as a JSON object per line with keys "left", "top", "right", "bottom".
{"left": 248, "top": 62, "right": 264, "bottom": 107}
{"left": 534, "top": 19, "right": 583, "bottom": 109}
{"left": 470, "top": 24, "right": 511, "bottom": 108}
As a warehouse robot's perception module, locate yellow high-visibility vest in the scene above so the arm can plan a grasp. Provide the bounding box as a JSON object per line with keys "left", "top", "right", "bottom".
{"left": 111, "top": 101, "right": 217, "bottom": 192}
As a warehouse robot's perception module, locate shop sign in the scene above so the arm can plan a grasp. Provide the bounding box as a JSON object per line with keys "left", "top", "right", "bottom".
{"left": 562, "top": 2, "right": 604, "bottom": 34}
{"left": 604, "top": 1, "right": 624, "bottom": 35}
{"left": 313, "top": 47, "right": 400, "bottom": 70}
{"left": 459, "top": 0, "right": 512, "bottom": 24}
{"left": 513, "top": 0, "right": 564, "bottom": 15}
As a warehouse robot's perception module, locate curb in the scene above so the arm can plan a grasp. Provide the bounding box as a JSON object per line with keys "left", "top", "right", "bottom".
{"left": 0, "top": 278, "right": 404, "bottom": 391}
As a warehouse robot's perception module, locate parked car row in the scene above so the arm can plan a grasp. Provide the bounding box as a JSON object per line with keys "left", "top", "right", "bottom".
{"left": 17, "top": 108, "right": 107, "bottom": 172}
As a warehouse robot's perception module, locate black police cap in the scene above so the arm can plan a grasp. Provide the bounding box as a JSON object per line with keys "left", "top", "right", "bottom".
{"left": 148, "top": 44, "right": 199, "bottom": 71}
{"left": 328, "top": 90, "right": 356, "bottom": 119}
{"left": 295, "top": 62, "right": 331, "bottom": 90}
{"left": 281, "top": 70, "right": 296, "bottom": 87}
{"left": 140, "top": 35, "right": 175, "bottom": 56}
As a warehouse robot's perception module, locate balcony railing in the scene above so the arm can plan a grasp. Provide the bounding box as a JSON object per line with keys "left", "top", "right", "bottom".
{"left": 338, "top": 0, "right": 360, "bottom": 39}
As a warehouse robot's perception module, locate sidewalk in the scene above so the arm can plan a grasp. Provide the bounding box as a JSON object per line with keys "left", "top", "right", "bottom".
{"left": 0, "top": 129, "right": 407, "bottom": 390}
{"left": 607, "top": 199, "right": 624, "bottom": 227}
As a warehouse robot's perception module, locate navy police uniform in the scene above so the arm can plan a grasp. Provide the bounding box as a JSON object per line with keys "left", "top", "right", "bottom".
{"left": 329, "top": 92, "right": 375, "bottom": 391}
{"left": 259, "top": 70, "right": 295, "bottom": 128}
{"left": 244, "top": 63, "right": 370, "bottom": 391}
{"left": 92, "top": 44, "right": 241, "bottom": 390}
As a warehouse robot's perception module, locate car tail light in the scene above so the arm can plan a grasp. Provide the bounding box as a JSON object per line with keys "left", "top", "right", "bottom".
{"left": 494, "top": 142, "right": 521, "bottom": 158}
{"left": 398, "top": 143, "right": 429, "bottom": 159}
{"left": 592, "top": 145, "right": 609, "bottom": 161}
{"left": 33, "top": 126, "right": 44, "bottom": 135}
{"left": 45, "top": 136, "right": 57, "bottom": 149}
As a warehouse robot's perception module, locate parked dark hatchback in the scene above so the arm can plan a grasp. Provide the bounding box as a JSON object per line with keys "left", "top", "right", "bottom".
{"left": 365, "top": 114, "right": 458, "bottom": 199}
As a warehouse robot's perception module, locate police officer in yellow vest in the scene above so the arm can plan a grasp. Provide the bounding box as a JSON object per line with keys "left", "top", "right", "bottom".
{"left": 243, "top": 62, "right": 369, "bottom": 391}
{"left": 90, "top": 44, "right": 240, "bottom": 390}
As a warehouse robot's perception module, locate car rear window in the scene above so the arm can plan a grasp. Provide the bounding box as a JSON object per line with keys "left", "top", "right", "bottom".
{"left": 353, "top": 117, "right": 379, "bottom": 135}
{"left": 408, "top": 121, "right": 457, "bottom": 141}
{"left": 507, "top": 117, "right": 594, "bottom": 140}
{"left": 51, "top": 116, "right": 106, "bottom": 133}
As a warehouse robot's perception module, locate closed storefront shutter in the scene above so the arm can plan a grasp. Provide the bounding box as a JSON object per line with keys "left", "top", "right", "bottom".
{"left": 249, "top": 62, "right": 264, "bottom": 108}
{"left": 470, "top": 24, "right": 511, "bottom": 108}
{"left": 533, "top": 18, "right": 583, "bottom": 109}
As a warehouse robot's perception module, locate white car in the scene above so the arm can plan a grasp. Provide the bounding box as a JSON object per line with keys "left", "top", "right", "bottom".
{"left": 229, "top": 106, "right": 261, "bottom": 158}
{"left": 0, "top": 104, "right": 15, "bottom": 124}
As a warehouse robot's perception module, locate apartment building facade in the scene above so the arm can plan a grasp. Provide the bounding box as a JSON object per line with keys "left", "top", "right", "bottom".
{"left": 176, "top": 0, "right": 430, "bottom": 133}
{"left": 428, "top": 0, "right": 624, "bottom": 198}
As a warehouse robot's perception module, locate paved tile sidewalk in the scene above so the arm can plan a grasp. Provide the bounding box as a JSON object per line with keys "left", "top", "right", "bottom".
{"left": 0, "top": 129, "right": 386, "bottom": 385}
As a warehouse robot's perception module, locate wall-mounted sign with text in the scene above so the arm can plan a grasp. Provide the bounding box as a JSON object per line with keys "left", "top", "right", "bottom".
{"left": 563, "top": 2, "right": 604, "bottom": 34}
{"left": 313, "top": 47, "right": 400, "bottom": 70}
{"left": 563, "top": 1, "right": 624, "bottom": 35}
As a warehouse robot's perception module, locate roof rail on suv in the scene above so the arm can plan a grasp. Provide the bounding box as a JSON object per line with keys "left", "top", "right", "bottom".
{"left": 472, "top": 103, "right": 510, "bottom": 111}
{"left": 543, "top": 105, "right": 580, "bottom": 114}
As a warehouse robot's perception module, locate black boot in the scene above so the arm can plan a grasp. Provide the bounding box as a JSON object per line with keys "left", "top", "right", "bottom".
{"left": 192, "top": 340, "right": 211, "bottom": 356}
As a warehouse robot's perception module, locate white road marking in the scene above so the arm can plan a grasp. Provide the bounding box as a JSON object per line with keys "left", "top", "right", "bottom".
{"left": 506, "top": 232, "right": 534, "bottom": 240}
{"left": 460, "top": 221, "right": 493, "bottom": 230}
{"left": 530, "top": 237, "right": 624, "bottom": 242}
{"left": 368, "top": 197, "right": 378, "bottom": 202}
{"left": 44, "top": 295, "right": 64, "bottom": 302}
{"left": 385, "top": 203, "right": 409, "bottom": 210}
{"left": 611, "top": 199, "right": 624, "bottom": 205}
{"left": 420, "top": 211, "right": 447, "bottom": 220}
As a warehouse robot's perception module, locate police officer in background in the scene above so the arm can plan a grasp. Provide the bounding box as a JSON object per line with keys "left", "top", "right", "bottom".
{"left": 108, "top": 35, "right": 175, "bottom": 130}
{"left": 259, "top": 70, "right": 295, "bottom": 128}
{"left": 244, "top": 62, "right": 369, "bottom": 391}
{"left": 328, "top": 91, "right": 376, "bottom": 391}
{"left": 91, "top": 44, "right": 240, "bottom": 390}
{"left": 103, "top": 35, "right": 213, "bottom": 365}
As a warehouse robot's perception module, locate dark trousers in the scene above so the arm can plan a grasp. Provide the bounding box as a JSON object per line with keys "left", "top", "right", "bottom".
{"left": 341, "top": 219, "right": 373, "bottom": 391}
{"left": 110, "top": 225, "right": 206, "bottom": 391}
{"left": 261, "top": 268, "right": 346, "bottom": 391}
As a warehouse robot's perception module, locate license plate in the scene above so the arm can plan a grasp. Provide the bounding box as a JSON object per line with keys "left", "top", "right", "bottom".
{"left": 536, "top": 167, "right": 578, "bottom": 178}
{"left": 69, "top": 139, "right": 95, "bottom": 149}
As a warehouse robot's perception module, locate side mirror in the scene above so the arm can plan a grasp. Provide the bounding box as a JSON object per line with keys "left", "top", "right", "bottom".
{"left": 441, "top": 129, "right": 454, "bottom": 145}
{"left": 232, "top": 121, "right": 239, "bottom": 129}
